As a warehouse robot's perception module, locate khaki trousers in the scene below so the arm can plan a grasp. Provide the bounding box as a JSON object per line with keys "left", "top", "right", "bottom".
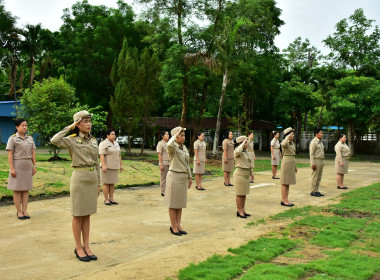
{"left": 160, "top": 165, "right": 169, "bottom": 194}
{"left": 311, "top": 159, "right": 324, "bottom": 192}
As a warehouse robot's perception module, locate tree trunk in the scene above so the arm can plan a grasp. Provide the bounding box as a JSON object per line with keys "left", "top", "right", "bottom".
{"left": 347, "top": 120, "right": 355, "bottom": 156}
{"left": 141, "top": 108, "right": 147, "bottom": 155}
{"left": 127, "top": 129, "right": 131, "bottom": 153}
{"left": 212, "top": 67, "right": 228, "bottom": 156}
{"left": 180, "top": 74, "right": 189, "bottom": 127}
{"left": 317, "top": 105, "right": 324, "bottom": 128}
{"left": 295, "top": 111, "right": 302, "bottom": 152}
{"left": 304, "top": 110, "right": 308, "bottom": 131}
{"left": 29, "top": 60, "right": 35, "bottom": 91}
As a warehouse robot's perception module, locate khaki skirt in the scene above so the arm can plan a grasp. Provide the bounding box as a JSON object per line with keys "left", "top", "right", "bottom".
{"left": 271, "top": 149, "right": 280, "bottom": 166}
{"left": 223, "top": 158, "right": 234, "bottom": 172}
{"left": 193, "top": 161, "right": 205, "bottom": 174}
{"left": 335, "top": 157, "right": 349, "bottom": 174}
{"left": 101, "top": 169, "right": 119, "bottom": 184}
{"left": 70, "top": 169, "right": 98, "bottom": 217}
{"left": 164, "top": 171, "right": 188, "bottom": 209}
{"left": 7, "top": 159, "right": 33, "bottom": 191}
{"left": 280, "top": 156, "right": 296, "bottom": 185}
{"left": 233, "top": 167, "right": 251, "bottom": 195}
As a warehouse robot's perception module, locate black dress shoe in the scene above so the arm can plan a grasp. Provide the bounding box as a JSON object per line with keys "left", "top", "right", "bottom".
{"left": 74, "top": 249, "right": 90, "bottom": 262}
{"left": 316, "top": 192, "right": 324, "bottom": 196}
{"left": 161, "top": 193, "right": 165, "bottom": 196}
{"left": 170, "top": 227, "right": 182, "bottom": 236}
{"left": 237, "top": 211, "right": 247, "bottom": 218}
{"left": 224, "top": 183, "right": 229, "bottom": 186}
{"left": 104, "top": 200, "right": 112, "bottom": 206}
{"left": 311, "top": 192, "right": 321, "bottom": 197}
{"left": 243, "top": 212, "right": 251, "bottom": 217}
{"left": 272, "top": 176, "right": 280, "bottom": 179}
{"left": 281, "top": 201, "right": 294, "bottom": 207}
{"left": 83, "top": 248, "right": 97, "bottom": 260}
{"left": 250, "top": 180, "right": 254, "bottom": 183}
{"left": 109, "top": 200, "right": 118, "bottom": 205}
{"left": 17, "top": 214, "right": 26, "bottom": 220}
{"left": 195, "top": 186, "right": 203, "bottom": 191}
{"left": 337, "top": 186, "right": 348, "bottom": 189}
{"left": 24, "top": 215, "right": 31, "bottom": 219}
{"left": 228, "top": 183, "right": 234, "bottom": 186}
{"left": 179, "top": 230, "right": 187, "bottom": 235}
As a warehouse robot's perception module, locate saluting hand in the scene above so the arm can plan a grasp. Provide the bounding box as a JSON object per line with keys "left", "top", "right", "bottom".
{"left": 68, "top": 118, "right": 82, "bottom": 130}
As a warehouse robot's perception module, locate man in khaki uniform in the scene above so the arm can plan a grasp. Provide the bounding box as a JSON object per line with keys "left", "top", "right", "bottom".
{"left": 310, "top": 128, "right": 325, "bottom": 197}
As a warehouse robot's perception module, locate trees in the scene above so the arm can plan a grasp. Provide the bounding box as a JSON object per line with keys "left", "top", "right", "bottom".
{"left": 324, "top": 8, "right": 380, "bottom": 78}
{"left": 329, "top": 75, "right": 380, "bottom": 156}
{"left": 19, "top": 78, "right": 82, "bottom": 159}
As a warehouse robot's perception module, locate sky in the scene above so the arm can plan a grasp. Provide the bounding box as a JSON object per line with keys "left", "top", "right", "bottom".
{"left": 3, "top": 0, "right": 380, "bottom": 54}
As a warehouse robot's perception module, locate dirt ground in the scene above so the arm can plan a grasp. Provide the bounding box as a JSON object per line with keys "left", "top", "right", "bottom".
{"left": 0, "top": 158, "right": 379, "bottom": 280}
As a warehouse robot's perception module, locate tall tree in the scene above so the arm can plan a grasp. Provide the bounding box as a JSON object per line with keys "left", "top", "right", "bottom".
{"left": 323, "top": 8, "right": 380, "bottom": 78}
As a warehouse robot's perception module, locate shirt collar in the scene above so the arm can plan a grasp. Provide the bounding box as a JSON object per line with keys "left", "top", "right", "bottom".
{"left": 79, "top": 131, "right": 91, "bottom": 140}
{"left": 16, "top": 132, "right": 27, "bottom": 139}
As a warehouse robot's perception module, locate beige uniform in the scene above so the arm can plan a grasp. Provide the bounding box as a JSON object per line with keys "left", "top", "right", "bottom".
{"left": 233, "top": 143, "right": 252, "bottom": 195}
{"left": 335, "top": 141, "right": 350, "bottom": 174}
{"left": 271, "top": 138, "right": 281, "bottom": 166}
{"left": 193, "top": 139, "right": 206, "bottom": 174}
{"left": 99, "top": 138, "right": 121, "bottom": 184}
{"left": 164, "top": 135, "right": 192, "bottom": 209}
{"left": 156, "top": 140, "right": 170, "bottom": 194}
{"left": 280, "top": 137, "right": 296, "bottom": 185}
{"left": 222, "top": 139, "right": 234, "bottom": 172}
{"left": 247, "top": 139, "right": 255, "bottom": 168}
{"left": 51, "top": 127, "right": 100, "bottom": 216}
{"left": 6, "top": 133, "right": 36, "bottom": 191}
{"left": 309, "top": 137, "right": 325, "bottom": 192}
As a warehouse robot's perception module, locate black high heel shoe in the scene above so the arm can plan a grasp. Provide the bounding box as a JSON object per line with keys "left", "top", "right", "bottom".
{"left": 74, "top": 249, "right": 90, "bottom": 262}
{"left": 170, "top": 227, "right": 182, "bottom": 236}
{"left": 179, "top": 230, "right": 187, "bottom": 235}
{"left": 17, "top": 213, "right": 26, "bottom": 220}
{"left": 237, "top": 211, "right": 247, "bottom": 219}
{"left": 83, "top": 247, "right": 97, "bottom": 260}
{"left": 243, "top": 212, "right": 251, "bottom": 217}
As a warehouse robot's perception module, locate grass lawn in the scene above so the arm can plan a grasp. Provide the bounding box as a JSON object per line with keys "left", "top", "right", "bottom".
{"left": 177, "top": 182, "right": 380, "bottom": 280}
{"left": 0, "top": 152, "right": 309, "bottom": 201}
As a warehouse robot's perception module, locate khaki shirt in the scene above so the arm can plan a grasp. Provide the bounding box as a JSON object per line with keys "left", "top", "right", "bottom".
{"left": 156, "top": 140, "right": 169, "bottom": 166}
{"left": 234, "top": 143, "right": 252, "bottom": 175}
{"left": 167, "top": 135, "right": 192, "bottom": 179}
{"left": 194, "top": 139, "right": 206, "bottom": 162}
{"left": 51, "top": 126, "right": 100, "bottom": 185}
{"left": 335, "top": 141, "right": 350, "bottom": 163}
{"left": 281, "top": 137, "right": 296, "bottom": 156}
{"left": 247, "top": 139, "right": 255, "bottom": 157}
{"left": 222, "top": 139, "right": 234, "bottom": 159}
{"left": 99, "top": 138, "right": 121, "bottom": 169}
{"left": 6, "top": 133, "right": 36, "bottom": 159}
{"left": 271, "top": 138, "right": 280, "bottom": 149}
{"left": 309, "top": 137, "right": 325, "bottom": 166}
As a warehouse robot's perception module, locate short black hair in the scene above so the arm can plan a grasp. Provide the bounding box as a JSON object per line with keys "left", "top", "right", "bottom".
{"left": 106, "top": 128, "right": 115, "bottom": 135}
{"left": 161, "top": 131, "right": 169, "bottom": 138}
{"left": 271, "top": 130, "right": 279, "bottom": 138}
{"left": 14, "top": 118, "right": 27, "bottom": 133}
{"left": 196, "top": 131, "right": 204, "bottom": 138}
{"left": 224, "top": 131, "right": 232, "bottom": 139}
{"left": 314, "top": 128, "right": 322, "bottom": 136}
{"left": 338, "top": 134, "right": 345, "bottom": 140}
{"left": 247, "top": 131, "right": 254, "bottom": 137}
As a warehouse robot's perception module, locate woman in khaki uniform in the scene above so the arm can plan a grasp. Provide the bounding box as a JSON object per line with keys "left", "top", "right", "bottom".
{"left": 99, "top": 128, "right": 123, "bottom": 205}
{"left": 157, "top": 131, "right": 170, "bottom": 196}
{"left": 335, "top": 134, "right": 350, "bottom": 190}
{"left": 280, "top": 127, "right": 297, "bottom": 207}
{"left": 222, "top": 131, "right": 234, "bottom": 186}
{"left": 270, "top": 131, "right": 281, "bottom": 179}
{"left": 247, "top": 132, "right": 256, "bottom": 183}
{"left": 164, "top": 127, "right": 192, "bottom": 236}
{"left": 193, "top": 131, "right": 207, "bottom": 191}
{"left": 6, "top": 118, "right": 37, "bottom": 220}
{"left": 51, "top": 110, "right": 100, "bottom": 262}
{"left": 233, "top": 136, "right": 252, "bottom": 218}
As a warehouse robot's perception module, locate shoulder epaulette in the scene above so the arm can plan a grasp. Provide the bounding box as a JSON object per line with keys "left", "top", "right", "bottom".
{"left": 70, "top": 134, "right": 77, "bottom": 137}
{"left": 11, "top": 134, "right": 16, "bottom": 137}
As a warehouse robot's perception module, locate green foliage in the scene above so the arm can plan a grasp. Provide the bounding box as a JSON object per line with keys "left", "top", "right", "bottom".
{"left": 240, "top": 263, "right": 306, "bottom": 280}
{"left": 324, "top": 8, "right": 380, "bottom": 77}
{"left": 271, "top": 205, "right": 321, "bottom": 220}
{"left": 19, "top": 77, "right": 81, "bottom": 144}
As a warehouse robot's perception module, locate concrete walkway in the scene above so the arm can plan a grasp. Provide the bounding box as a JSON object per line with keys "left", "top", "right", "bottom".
{"left": 0, "top": 159, "right": 379, "bottom": 280}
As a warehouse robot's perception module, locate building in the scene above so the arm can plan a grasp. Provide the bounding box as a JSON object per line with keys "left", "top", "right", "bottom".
{"left": 0, "top": 101, "right": 20, "bottom": 144}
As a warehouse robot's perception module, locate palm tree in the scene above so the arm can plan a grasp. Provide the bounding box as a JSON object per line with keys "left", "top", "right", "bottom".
{"left": 21, "top": 24, "right": 42, "bottom": 91}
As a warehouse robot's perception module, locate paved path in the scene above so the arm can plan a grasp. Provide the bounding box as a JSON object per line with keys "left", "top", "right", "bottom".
{"left": 0, "top": 160, "right": 379, "bottom": 280}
